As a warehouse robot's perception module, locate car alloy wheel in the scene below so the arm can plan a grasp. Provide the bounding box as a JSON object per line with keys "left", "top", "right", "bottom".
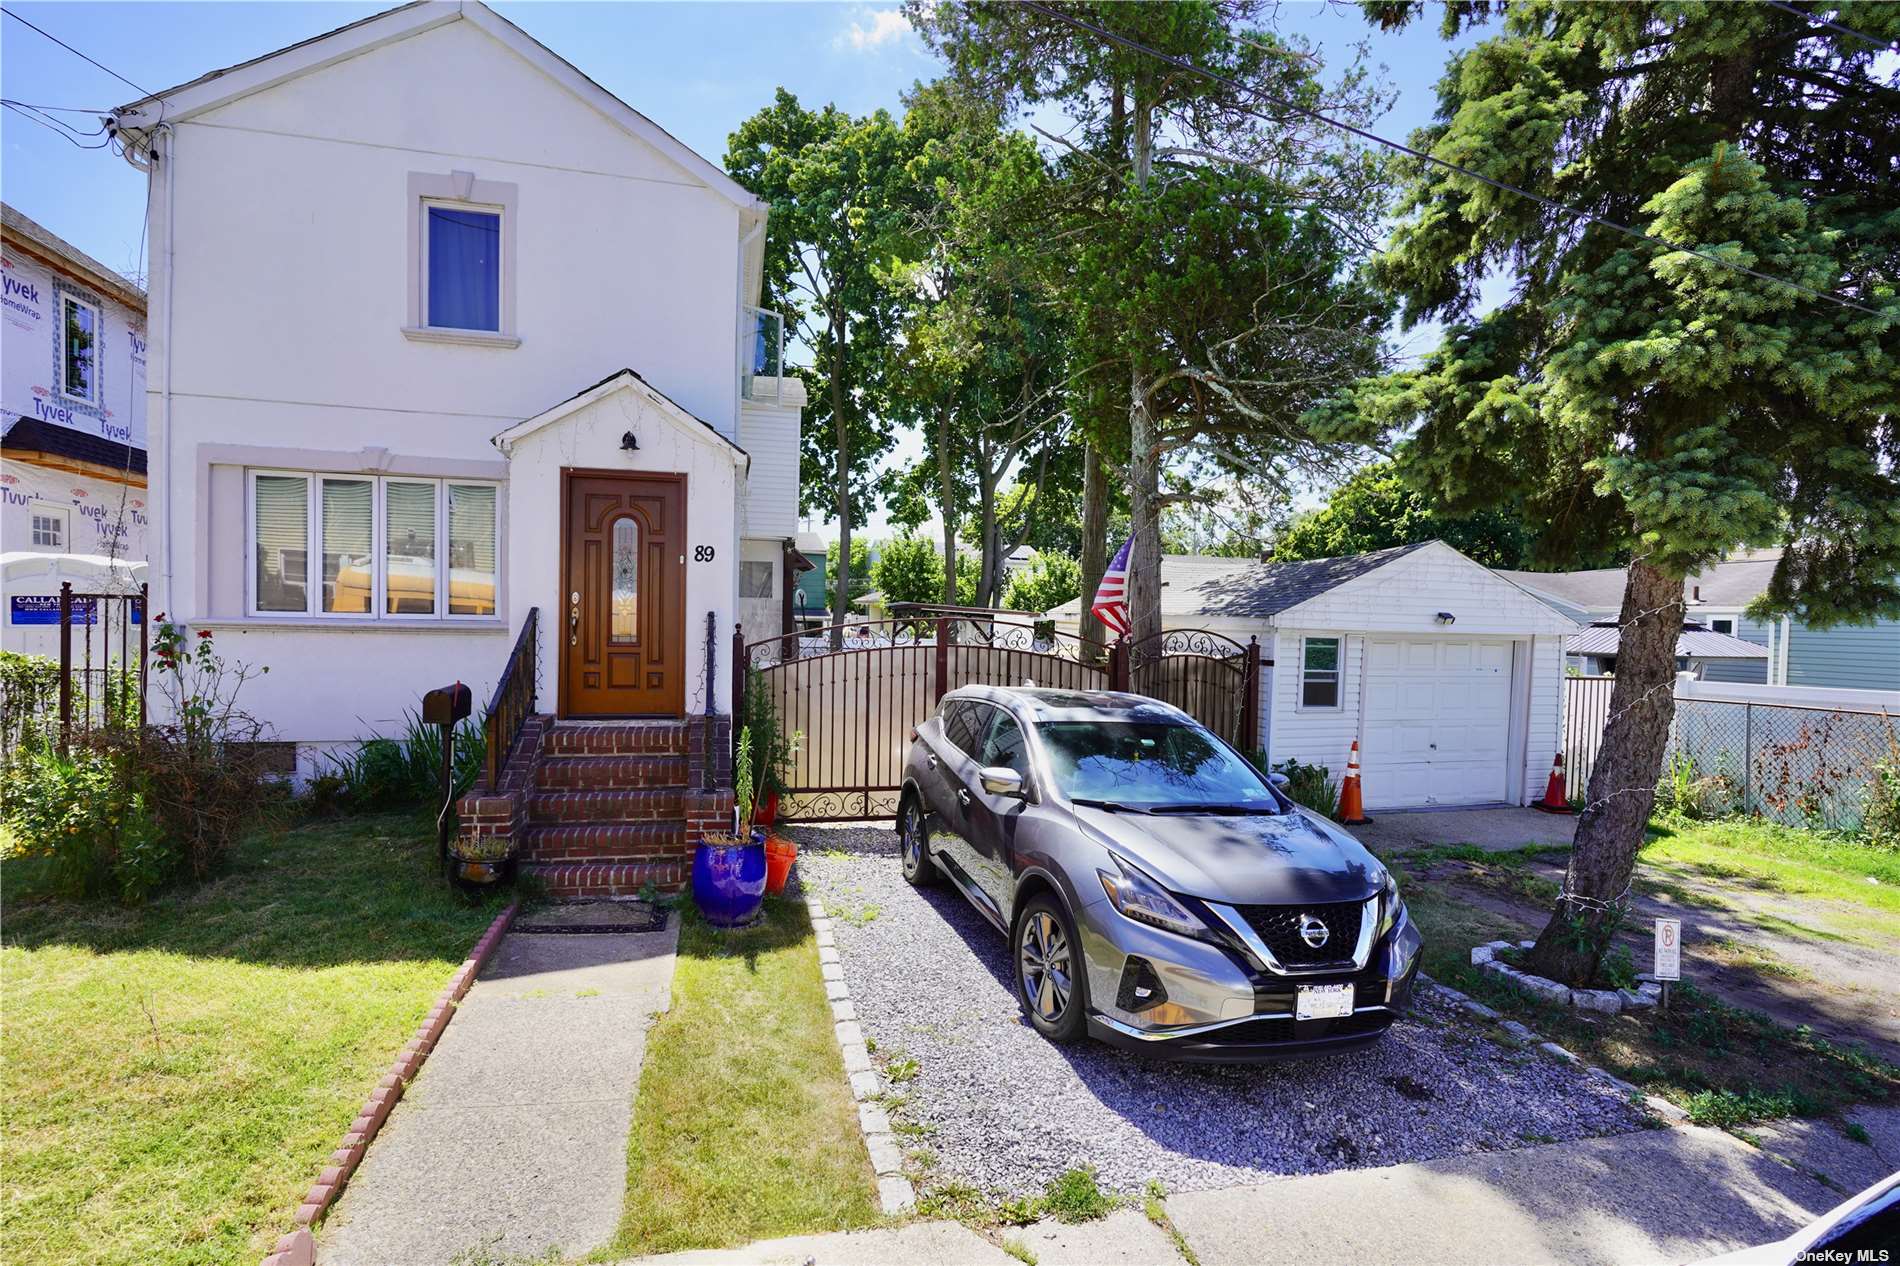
{"left": 899, "top": 799, "right": 936, "bottom": 886}
{"left": 1019, "top": 910, "right": 1073, "bottom": 1023}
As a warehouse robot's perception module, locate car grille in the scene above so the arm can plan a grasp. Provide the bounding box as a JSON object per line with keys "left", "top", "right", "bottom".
{"left": 1235, "top": 899, "right": 1367, "bottom": 967}
{"left": 1201, "top": 1009, "right": 1394, "bottom": 1047}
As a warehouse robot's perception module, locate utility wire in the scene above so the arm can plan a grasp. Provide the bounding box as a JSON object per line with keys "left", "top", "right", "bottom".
{"left": 1759, "top": 0, "right": 1899, "bottom": 52}
{"left": 1015, "top": 0, "right": 1892, "bottom": 320}
{"left": 2, "top": 100, "right": 110, "bottom": 149}
{"left": 0, "top": 6, "right": 156, "bottom": 101}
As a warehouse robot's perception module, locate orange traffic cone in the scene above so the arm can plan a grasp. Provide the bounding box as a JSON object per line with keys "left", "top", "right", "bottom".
{"left": 1337, "top": 740, "right": 1370, "bottom": 825}
{"left": 1534, "top": 752, "right": 1574, "bottom": 814}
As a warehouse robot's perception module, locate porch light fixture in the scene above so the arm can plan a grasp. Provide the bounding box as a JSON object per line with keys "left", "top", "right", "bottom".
{"left": 1434, "top": 611, "right": 1456, "bottom": 625}
{"left": 620, "top": 430, "right": 639, "bottom": 452}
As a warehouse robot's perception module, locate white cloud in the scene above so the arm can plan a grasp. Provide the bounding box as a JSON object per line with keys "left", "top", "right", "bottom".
{"left": 837, "top": 8, "right": 911, "bottom": 51}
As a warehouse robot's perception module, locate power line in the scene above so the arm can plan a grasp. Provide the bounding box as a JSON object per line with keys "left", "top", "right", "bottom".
{"left": 1759, "top": 0, "right": 1898, "bottom": 52}
{"left": 0, "top": 7, "right": 156, "bottom": 101}
{"left": 1015, "top": 0, "right": 1891, "bottom": 321}
{"left": 2, "top": 101, "right": 110, "bottom": 150}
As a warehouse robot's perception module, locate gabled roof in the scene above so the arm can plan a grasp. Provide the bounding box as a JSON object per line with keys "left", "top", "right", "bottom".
{"left": 492, "top": 368, "right": 747, "bottom": 467}
{"left": 110, "top": 2, "right": 765, "bottom": 219}
{"left": 1569, "top": 623, "right": 1770, "bottom": 660}
{"left": 1, "top": 202, "right": 146, "bottom": 313}
{"left": 1500, "top": 549, "right": 1785, "bottom": 618}
{"left": 1046, "top": 542, "right": 1430, "bottom": 620}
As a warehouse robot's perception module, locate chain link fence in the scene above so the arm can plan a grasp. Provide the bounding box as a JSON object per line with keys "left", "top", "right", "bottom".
{"left": 1566, "top": 676, "right": 1898, "bottom": 831}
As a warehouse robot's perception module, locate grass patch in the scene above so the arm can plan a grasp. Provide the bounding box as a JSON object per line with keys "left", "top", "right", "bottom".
{"left": 1397, "top": 861, "right": 1900, "bottom": 1126}
{"left": 611, "top": 895, "right": 882, "bottom": 1256}
{"left": 1683, "top": 1087, "right": 1819, "bottom": 1129}
{"left": 1641, "top": 817, "right": 1900, "bottom": 919}
{"left": 1144, "top": 1180, "right": 1201, "bottom": 1266}
{"left": 1, "top": 812, "right": 503, "bottom": 1266}
{"left": 1001, "top": 1236, "right": 1039, "bottom": 1265}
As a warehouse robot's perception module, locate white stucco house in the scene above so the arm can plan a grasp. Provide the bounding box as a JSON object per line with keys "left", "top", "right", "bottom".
{"left": 109, "top": 1, "right": 803, "bottom": 779}
{"left": 1047, "top": 541, "right": 1580, "bottom": 810}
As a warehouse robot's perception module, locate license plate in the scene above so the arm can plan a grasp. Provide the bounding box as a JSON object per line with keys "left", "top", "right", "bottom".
{"left": 1296, "top": 983, "right": 1354, "bottom": 1021}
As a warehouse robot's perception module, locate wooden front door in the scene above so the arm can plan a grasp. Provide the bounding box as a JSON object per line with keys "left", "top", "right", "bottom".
{"left": 562, "top": 471, "right": 686, "bottom": 717}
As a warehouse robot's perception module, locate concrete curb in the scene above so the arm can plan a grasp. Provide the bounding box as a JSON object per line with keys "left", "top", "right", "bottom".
{"left": 258, "top": 900, "right": 520, "bottom": 1266}
{"left": 803, "top": 889, "right": 916, "bottom": 1217}
{"left": 1470, "top": 940, "right": 1661, "bottom": 1015}
{"left": 1422, "top": 973, "right": 1688, "bottom": 1126}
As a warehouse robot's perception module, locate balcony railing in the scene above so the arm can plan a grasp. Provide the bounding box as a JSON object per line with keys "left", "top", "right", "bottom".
{"left": 741, "top": 305, "right": 785, "bottom": 403}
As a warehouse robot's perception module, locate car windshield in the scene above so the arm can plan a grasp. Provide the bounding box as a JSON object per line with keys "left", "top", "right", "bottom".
{"left": 1036, "top": 720, "right": 1285, "bottom": 811}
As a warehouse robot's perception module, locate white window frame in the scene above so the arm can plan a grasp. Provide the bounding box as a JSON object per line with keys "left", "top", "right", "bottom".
{"left": 29, "top": 501, "right": 71, "bottom": 551}
{"left": 740, "top": 559, "right": 777, "bottom": 601}
{"left": 244, "top": 469, "right": 500, "bottom": 622}
{"left": 419, "top": 198, "right": 505, "bottom": 335}
{"left": 1297, "top": 635, "right": 1344, "bottom": 712}
{"left": 57, "top": 292, "right": 103, "bottom": 405}
{"left": 1710, "top": 617, "right": 1735, "bottom": 636}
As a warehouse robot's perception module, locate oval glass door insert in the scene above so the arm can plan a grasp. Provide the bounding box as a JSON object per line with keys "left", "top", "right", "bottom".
{"left": 611, "top": 516, "right": 639, "bottom": 643}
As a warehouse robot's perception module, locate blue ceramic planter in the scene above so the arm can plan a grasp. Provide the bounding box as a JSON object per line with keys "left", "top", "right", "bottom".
{"left": 692, "top": 833, "right": 767, "bottom": 927}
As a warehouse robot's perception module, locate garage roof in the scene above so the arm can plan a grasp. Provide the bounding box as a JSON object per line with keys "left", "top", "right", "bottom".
{"left": 1569, "top": 622, "right": 1770, "bottom": 660}
{"left": 1045, "top": 542, "right": 1430, "bottom": 620}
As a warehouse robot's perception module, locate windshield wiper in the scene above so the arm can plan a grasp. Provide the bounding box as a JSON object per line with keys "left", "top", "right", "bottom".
{"left": 1070, "top": 798, "right": 1152, "bottom": 814}
{"left": 1145, "top": 803, "right": 1281, "bottom": 816}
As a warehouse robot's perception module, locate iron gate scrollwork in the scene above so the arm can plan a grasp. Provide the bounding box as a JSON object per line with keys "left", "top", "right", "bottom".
{"left": 1113, "top": 628, "right": 1263, "bottom": 754}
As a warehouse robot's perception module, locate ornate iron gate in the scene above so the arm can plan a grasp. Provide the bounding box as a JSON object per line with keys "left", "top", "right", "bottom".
{"left": 735, "top": 617, "right": 1265, "bottom": 822}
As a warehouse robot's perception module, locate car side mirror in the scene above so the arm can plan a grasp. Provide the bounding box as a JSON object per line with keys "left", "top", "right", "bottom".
{"left": 1268, "top": 771, "right": 1289, "bottom": 788}
{"left": 979, "top": 766, "right": 1028, "bottom": 799}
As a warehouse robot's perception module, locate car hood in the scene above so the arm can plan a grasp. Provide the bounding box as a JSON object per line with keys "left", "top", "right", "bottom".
{"left": 1072, "top": 804, "right": 1384, "bottom": 905}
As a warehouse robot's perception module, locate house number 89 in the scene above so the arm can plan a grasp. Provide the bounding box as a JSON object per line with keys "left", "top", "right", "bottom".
{"left": 693, "top": 545, "right": 716, "bottom": 562}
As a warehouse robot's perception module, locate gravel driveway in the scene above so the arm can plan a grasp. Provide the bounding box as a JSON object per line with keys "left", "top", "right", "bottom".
{"left": 788, "top": 823, "right": 1645, "bottom": 1199}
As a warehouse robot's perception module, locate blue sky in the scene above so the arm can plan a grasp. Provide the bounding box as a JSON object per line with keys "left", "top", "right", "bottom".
{"left": 2, "top": 0, "right": 1475, "bottom": 532}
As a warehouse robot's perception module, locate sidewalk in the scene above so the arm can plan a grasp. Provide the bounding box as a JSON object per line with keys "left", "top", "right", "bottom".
{"left": 321, "top": 906, "right": 678, "bottom": 1265}
{"left": 608, "top": 1117, "right": 1870, "bottom": 1266}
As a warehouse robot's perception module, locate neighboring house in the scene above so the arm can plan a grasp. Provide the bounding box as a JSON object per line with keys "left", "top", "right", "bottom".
{"left": 1566, "top": 621, "right": 1771, "bottom": 679}
{"left": 792, "top": 528, "right": 828, "bottom": 630}
{"left": 109, "top": 2, "right": 803, "bottom": 778}
{"left": 1499, "top": 550, "right": 1900, "bottom": 689}
{"left": 1, "top": 203, "right": 150, "bottom": 651}
{"left": 1047, "top": 541, "right": 1580, "bottom": 811}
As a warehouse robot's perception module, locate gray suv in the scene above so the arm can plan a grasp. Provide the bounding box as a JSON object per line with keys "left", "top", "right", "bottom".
{"left": 899, "top": 686, "right": 1421, "bottom": 1060}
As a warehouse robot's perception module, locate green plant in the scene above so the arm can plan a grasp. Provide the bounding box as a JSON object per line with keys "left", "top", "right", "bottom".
{"left": 1271, "top": 757, "right": 1339, "bottom": 819}
{"left": 0, "top": 650, "right": 61, "bottom": 754}
{"left": 1864, "top": 730, "right": 1900, "bottom": 848}
{"left": 323, "top": 707, "right": 486, "bottom": 815}
{"left": 0, "top": 742, "right": 168, "bottom": 902}
{"left": 740, "top": 669, "right": 799, "bottom": 801}
{"left": 734, "top": 727, "right": 756, "bottom": 834}
{"left": 1039, "top": 1167, "right": 1116, "bottom": 1224}
{"left": 1844, "top": 1120, "right": 1872, "bottom": 1145}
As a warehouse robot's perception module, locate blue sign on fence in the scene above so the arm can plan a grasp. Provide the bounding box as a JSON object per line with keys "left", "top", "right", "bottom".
{"left": 9, "top": 595, "right": 93, "bottom": 625}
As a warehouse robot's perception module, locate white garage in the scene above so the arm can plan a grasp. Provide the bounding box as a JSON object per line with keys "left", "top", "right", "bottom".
{"left": 1047, "top": 539, "right": 1581, "bottom": 811}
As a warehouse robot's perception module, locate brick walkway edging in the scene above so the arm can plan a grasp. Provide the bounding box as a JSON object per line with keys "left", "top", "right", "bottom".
{"left": 258, "top": 900, "right": 521, "bottom": 1266}
{"left": 804, "top": 887, "right": 918, "bottom": 1217}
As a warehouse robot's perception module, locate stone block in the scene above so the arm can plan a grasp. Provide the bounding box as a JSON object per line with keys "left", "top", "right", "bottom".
{"left": 858, "top": 1102, "right": 892, "bottom": 1135}
{"left": 1573, "top": 988, "right": 1623, "bottom": 1015}
{"left": 1469, "top": 945, "right": 1495, "bottom": 966}
{"left": 1539, "top": 1041, "right": 1580, "bottom": 1064}
{"left": 878, "top": 1175, "right": 917, "bottom": 1216}
{"left": 849, "top": 1069, "right": 882, "bottom": 1100}
{"left": 865, "top": 1132, "right": 905, "bottom": 1176}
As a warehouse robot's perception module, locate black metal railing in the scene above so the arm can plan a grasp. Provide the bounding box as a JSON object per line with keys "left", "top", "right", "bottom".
{"left": 482, "top": 607, "right": 538, "bottom": 789}
{"left": 57, "top": 581, "right": 148, "bottom": 753}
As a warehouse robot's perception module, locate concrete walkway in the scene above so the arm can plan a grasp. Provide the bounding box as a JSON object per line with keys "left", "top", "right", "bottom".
{"left": 322, "top": 908, "right": 678, "bottom": 1265}
{"left": 607, "top": 1116, "right": 1880, "bottom": 1266}
{"left": 1352, "top": 805, "right": 1577, "bottom": 855}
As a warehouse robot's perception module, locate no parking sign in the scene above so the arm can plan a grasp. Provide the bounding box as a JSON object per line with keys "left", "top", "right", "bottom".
{"left": 1654, "top": 918, "right": 1681, "bottom": 981}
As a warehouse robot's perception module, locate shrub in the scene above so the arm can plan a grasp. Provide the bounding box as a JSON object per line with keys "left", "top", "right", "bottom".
{"left": 1865, "top": 733, "right": 1900, "bottom": 849}
{"left": 323, "top": 708, "right": 486, "bottom": 814}
{"left": 0, "top": 742, "right": 168, "bottom": 902}
{"left": 0, "top": 651, "right": 60, "bottom": 755}
{"left": 1271, "top": 757, "right": 1340, "bottom": 819}
{"left": 1654, "top": 752, "right": 1739, "bottom": 820}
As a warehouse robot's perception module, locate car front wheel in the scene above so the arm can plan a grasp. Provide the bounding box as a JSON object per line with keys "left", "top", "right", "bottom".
{"left": 1016, "top": 894, "right": 1087, "bottom": 1044}
{"left": 898, "top": 796, "right": 938, "bottom": 887}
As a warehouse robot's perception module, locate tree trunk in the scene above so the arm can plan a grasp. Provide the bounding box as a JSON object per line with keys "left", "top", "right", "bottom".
{"left": 1123, "top": 92, "right": 1162, "bottom": 647}
{"left": 829, "top": 314, "right": 851, "bottom": 652}
{"left": 1079, "top": 443, "right": 1108, "bottom": 663}
{"left": 937, "top": 404, "right": 957, "bottom": 608}
{"left": 977, "top": 478, "right": 999, "bottom": 609}
{"left": 1524, "top": 555, "right": 1684, "bottom": 985}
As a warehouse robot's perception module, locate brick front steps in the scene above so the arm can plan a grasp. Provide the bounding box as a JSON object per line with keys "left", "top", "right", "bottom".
{"left": 456, "top": 716, "right": 732, "bottom": 900}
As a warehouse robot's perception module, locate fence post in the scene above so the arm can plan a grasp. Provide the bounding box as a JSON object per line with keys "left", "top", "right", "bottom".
{"left": 1743, "top": 702, "right": 1753, "bottom": 816}
{"left": 1108, "top": 638, "right": 1129, "bottom": 692}
{"left": 731, "top": 623, "right": 746, "bottom": 775}
{"left": 934, "top": 617, "right": 950, "bottom": 704}
{"left": 57, "top": 582, "right": 73, "bottom": 754}
{"left": 138, "top": 584, "right": 149, "bottom": 730}
{"left": 1241, "top": 636, "right": 1261, "bottom": 753}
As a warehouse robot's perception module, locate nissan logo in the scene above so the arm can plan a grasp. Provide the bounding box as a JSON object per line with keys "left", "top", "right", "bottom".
{"left": 1299, "top": 913, "right": 1330, "bottom": 949}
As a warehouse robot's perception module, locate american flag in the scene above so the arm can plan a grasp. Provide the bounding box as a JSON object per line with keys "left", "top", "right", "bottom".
{"left": 1091, "top": 534, "right": 1133, "bottom": 637}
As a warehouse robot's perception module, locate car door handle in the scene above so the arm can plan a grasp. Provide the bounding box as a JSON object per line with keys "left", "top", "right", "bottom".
{"left": 928, "top": 754, "right": 939, "bottom": 770}
{"left": 957, "top": 788, "right": 971, "bottom": 807}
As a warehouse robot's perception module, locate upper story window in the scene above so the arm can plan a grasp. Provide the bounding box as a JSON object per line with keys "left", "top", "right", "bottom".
{"left": 1710, "top": 618, "right": 1735, "bottom": 635}
{"left": 58, "top": 293, "right": 101, "bottom": 404}
{"left": 249, "top": 469, "right": 499, "bottom": 620}
{"left": 31, "top": 504, "right": 68, "bottom": 551}
{"left": 424, "top": 202, "right": 502, "bottom": 332}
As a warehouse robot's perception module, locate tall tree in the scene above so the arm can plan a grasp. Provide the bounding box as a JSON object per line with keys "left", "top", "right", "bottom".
{"left": 728, "top": 93, "right": 912, "bottom": 647}
{"left": 1274, "top": 461, "right": 1532, "bottom": 568}
{"left": 1341, "top": 1, "right": 1900, "bottom": 984}
{"left": 911, "top": 1, "right": 1394, "bottom": 647}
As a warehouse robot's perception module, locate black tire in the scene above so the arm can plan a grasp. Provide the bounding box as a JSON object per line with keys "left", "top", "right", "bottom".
{"left": 898, "top": 796, "right": 939, "bottom": 887}
{"left": 1015, "top": 893, "right": 1088, "bottom": 1045}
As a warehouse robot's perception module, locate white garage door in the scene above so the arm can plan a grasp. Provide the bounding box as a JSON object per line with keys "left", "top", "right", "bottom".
{"left": 1361, "top": 638, "right": 1513, "bottom": 808}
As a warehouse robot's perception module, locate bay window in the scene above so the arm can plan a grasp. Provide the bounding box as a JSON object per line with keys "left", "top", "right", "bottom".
{"left": 248, "top": 471, "right": 499, "bottom": 620}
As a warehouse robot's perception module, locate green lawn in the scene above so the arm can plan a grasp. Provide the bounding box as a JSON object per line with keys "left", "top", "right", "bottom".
{"left": 1639, "top": 815, "right": 1900, "bottom": 936}
{"left": 1, "top": 813, "right": 503, "bottom": 1266}
{"left": 611, "top": 896, "right": 884, "bottom": 1257}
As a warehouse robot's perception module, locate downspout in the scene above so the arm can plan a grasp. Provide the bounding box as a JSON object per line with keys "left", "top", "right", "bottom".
{"left": 115, "top": 119, "right": 175, "bottom": 618}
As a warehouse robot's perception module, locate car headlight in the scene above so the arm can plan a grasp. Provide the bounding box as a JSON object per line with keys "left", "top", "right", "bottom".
{"left": 1098, "top": 855, "right": 1210, "bottom": 941}
{"left": 1378, "top": 870, "right": 1403, "bottom": 937}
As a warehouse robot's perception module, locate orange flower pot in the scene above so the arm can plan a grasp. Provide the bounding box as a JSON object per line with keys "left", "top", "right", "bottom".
{"left": 764, "top": 833, "right": 798, "bottom": 896}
